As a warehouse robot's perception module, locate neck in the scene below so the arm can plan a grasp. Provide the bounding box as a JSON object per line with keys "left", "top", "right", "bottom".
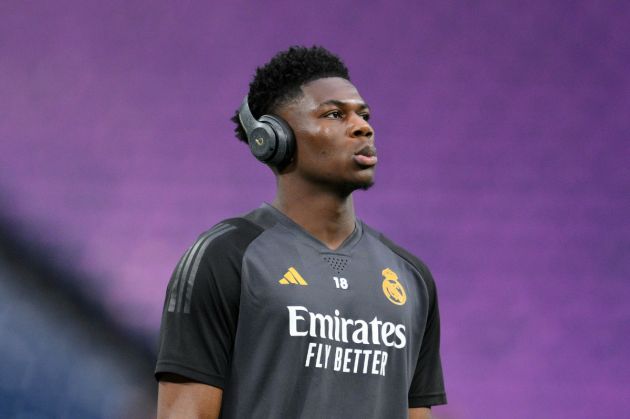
{"left": 272, "top": 178, "right": 357, "bottom": 250}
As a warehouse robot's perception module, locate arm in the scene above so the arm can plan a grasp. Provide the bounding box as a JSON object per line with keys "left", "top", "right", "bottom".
{"left": 155, "top": 221, "right": 263, "bottom": 417}
{"left": 409, "top": 407, "right": 432, "bottom": 419}
{"left": 157, "top": 374, "right": 222, "bottom": 419}
{"left": 406, "top": 261, "right": 447, "bottom": 410}
{"left": 376, "top": 235, "right": 448, "bottom": 410}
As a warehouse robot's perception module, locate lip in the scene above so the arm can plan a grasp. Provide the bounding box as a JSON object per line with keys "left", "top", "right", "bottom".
{"left": 353, "top": 145, "right": 378, "bottom": 167}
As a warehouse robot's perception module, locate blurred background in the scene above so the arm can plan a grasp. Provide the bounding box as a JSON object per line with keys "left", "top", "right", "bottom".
{"left": 1, "top": 1, "right": 629, "bottom": 418}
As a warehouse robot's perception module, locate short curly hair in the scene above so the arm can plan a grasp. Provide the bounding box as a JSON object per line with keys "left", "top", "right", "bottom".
{"left": 231, "top": 46, "right": 350, "bottom": 143}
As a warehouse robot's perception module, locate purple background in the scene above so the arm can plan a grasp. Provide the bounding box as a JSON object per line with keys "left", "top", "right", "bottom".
{"left": 1, "top": 1, "right": 629, "bottom": 418}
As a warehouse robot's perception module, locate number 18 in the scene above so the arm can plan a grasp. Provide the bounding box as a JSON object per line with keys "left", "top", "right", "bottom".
{"left": 333, "top": 276, "right": 348, "bottom": 289}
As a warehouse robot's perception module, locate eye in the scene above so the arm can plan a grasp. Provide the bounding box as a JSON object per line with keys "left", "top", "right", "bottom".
{"left": 324, "top": 110, "right": 344, "bottom": 119}
{"left": 359, "top": 112, "right": 370, "bottom": 121}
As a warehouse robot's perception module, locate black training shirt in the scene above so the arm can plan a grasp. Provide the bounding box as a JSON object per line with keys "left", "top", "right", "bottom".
{"left": 156, "top": 204, "right": 447, "bottom": 418}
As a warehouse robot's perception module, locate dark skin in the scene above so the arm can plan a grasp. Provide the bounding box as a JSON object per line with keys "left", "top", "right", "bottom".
{"left": 272, "top": 77, "right": 376, "bottom": 250}
{"left": 158, "top": 77, "right": 431, "bottom": 419}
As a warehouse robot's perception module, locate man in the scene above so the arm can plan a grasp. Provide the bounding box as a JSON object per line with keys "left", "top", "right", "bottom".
{"left": 155, "top": 46, "right": 447, "bottom": 419}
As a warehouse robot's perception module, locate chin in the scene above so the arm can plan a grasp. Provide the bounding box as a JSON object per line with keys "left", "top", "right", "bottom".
{"left": 322, "top": 171, "right": 375, "bottom": 194}
{"left": 356, "top": 181, "right": 375, "bottom": 191}
{"left": 348, "top": 176, "right": 375, "bottom": 192}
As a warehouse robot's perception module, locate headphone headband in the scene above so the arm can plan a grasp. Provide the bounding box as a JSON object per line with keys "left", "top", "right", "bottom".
{"left": 238, "top": 96, "right": 260, "bottom": 138}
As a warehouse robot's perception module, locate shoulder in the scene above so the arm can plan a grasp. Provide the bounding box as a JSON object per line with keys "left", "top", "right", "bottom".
{"left": 362, "top": 223, "right": 437, "bottom": 293}
{"left": 189, "top": 216, "right": 266, "bottom": 263}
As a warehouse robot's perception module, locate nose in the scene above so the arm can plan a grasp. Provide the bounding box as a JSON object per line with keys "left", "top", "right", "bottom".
{"left": 349, "top": 114, "right": 374, "bottom": 139}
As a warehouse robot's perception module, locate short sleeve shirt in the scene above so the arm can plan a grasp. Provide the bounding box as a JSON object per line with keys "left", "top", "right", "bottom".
{"left": 156, "top": 204, "right": 446, "bottom": 418}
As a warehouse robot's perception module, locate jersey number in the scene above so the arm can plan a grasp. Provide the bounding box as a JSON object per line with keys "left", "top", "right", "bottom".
{"left": 332, "top": 276, "right": 348, "bottom": 290}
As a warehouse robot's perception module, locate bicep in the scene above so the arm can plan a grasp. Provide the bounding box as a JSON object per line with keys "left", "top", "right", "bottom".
{"left": 156, "top": 226, "right": 246, "bottom": 388}
{"left": 408, "top": 407, "right": 431, "bottom": 419}
{"left": 158, "top": 378, "right": 223, "bottom": 419}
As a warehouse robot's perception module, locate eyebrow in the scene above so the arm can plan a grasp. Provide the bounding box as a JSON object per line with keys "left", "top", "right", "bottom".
{"left": 318, "top": 99, "right": 370, "bottom": 110}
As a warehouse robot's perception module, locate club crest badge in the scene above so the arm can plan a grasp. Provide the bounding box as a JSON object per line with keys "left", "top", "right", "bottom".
{"left": 381, "top": 268, "right": 407, "bottom": 305}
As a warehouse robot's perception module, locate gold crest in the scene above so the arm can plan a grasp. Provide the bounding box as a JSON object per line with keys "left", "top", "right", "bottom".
{"left": 381, "top": 268, "right": 406, "bottom": 305}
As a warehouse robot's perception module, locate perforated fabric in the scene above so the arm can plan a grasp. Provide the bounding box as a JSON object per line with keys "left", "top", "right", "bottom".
{"left": 322, "top": 254, "right": 350, "bottom": 275}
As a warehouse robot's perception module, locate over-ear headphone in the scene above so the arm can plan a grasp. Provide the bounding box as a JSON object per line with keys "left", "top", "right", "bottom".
{"left": 238, "top": 96, "right": 295, "bottom": 168}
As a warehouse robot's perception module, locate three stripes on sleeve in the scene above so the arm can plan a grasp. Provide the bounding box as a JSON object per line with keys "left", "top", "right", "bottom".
{"left": 167, "top": 223, "right": 236, "bottom": 314}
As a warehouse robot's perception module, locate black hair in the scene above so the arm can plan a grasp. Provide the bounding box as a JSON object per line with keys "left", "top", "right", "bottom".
{"left": 231, "top": 46, "right": 350, "bottom": 143}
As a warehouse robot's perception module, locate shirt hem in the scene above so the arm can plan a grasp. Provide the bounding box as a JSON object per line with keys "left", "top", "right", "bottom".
{"left": 155, "top": 361, "right": 225, "bottom": 389}
{"left": 408, "top": 393, "right": 448, "bottom": 407}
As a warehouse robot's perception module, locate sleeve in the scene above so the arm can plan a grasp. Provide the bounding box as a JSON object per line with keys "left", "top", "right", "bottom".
{"left": 372, "top": 231, "right": 447, "bottom": 407}
{"left": 154, "top": 219, "right": 263, "bottom": 389}
{"left": 407, "top": 261, "right": 447, "bottom": 407}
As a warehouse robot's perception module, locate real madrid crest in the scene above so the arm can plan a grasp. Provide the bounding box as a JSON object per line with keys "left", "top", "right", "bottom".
{"left": 381, "top": 268, "right": 407, "bottom": 305}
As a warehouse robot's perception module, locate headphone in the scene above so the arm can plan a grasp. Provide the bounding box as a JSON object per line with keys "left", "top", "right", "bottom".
{"left": 238, "top": 96, "right": 295, "bottom": 168}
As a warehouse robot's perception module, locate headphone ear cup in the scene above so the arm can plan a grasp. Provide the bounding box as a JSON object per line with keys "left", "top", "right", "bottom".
{"left": 259, "top": 115, "right": 295, "bottom": 168}
{"left": 247, "top": 123, "right": 278, "bottom": 163}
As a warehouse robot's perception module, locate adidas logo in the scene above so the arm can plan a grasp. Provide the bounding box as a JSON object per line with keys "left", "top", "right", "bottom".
{"left": 279, "top": 267, "right": 308, "bottom": 286}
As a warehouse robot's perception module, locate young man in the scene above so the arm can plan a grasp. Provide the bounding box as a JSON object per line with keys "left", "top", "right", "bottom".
{"left": 155, "top": 46, "right": 447, "bottom": 419}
